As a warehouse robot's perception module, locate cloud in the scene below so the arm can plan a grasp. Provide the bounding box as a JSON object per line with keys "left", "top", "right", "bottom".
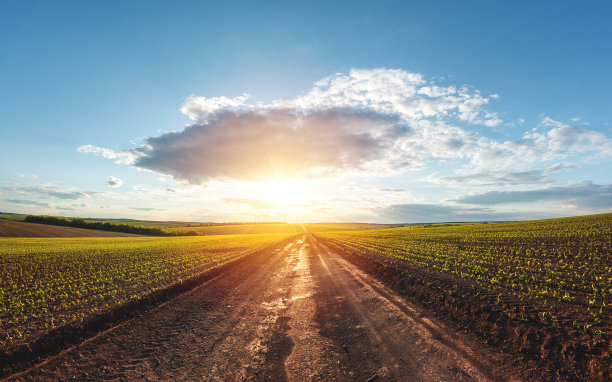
{"left": 79, "top": 68, "right": 502, "bottom": 184}
{"left": 181, "top": 93, "right": 251, "bottom": 121}
{"left": 132, "top": 109, "right": 408, "bottom": 183}
{"left": 3, "top": 184, "right": 92, "bottom": 200}
{"left": 436, "top": 163, "right": 575, "bottom": 186}
{"left": 107, "top": 176, "right": 123, "bottom": 188}
{"left": 128, "top": 207, "right": 166, "bottom": 211}
{"left": 379, "top": 203, "right": 524, "bottom": 223}
{"left": 78, "top": 69, "right": 611, "bottom": 188}
{"left": 453, "top": 181, "right": 612, "bottom": 209}
{"left": 4, "top": 199, "right": 50, "bottom": 208}
{"left": 471, "top": 117, "right": 612, "bottom": 170}
{"left": 77, "top": 145, "right": 136, "bottom": 165}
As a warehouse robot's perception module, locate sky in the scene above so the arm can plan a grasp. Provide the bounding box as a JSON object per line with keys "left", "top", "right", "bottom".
{"left": 1, "top": 0, "right": 611, "bottom": 223}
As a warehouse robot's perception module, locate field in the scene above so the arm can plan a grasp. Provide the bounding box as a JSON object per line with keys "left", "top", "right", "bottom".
{"left": 3, "top": 214, "right": 610, "bottom": 380}
{"left": 1, "top": 213, "right": 403, "bottom": 237}
{"left": 165, "top": 222, "right": 402, "bottom": 235}
{"left": 316, "top": 213, "right": 611, "bottom": 379}
{"left": 0, "top": 233, "right": 294, "bottom": 361}
{"left": 0, "top": 220, "right": 139, "bottom": 238}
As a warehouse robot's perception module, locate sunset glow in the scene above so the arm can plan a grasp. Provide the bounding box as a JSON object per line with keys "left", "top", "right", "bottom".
{"left": 258, "top": 180, "right": 306, "bottom": 207}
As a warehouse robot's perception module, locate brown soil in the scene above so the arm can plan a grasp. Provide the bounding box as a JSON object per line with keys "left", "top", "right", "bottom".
{"left": 0, "top": 220, "right": 139, "bottom": 237}
{"left": 6, "top": 235, "right": 523, "bottom": 381}
{"left": 316, "top": 236, "right": 611, "bottom": 382}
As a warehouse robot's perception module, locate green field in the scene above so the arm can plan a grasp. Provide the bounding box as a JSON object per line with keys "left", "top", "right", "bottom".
{"left": 316, "top": 213, "right": 612, "bottom": 373}
{"left": 0, "top": 233, "right": 294, "bottom": 352}
{"left": 318, "top": 214, "right": 611, "bottom": 326}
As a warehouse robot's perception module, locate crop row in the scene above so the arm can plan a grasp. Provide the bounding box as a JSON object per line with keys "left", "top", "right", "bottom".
{"left": 316, "top": 214, "right": 611, "bottom": 336}
{"left": 0, "top": 233, "right": 293, "bottom": 352}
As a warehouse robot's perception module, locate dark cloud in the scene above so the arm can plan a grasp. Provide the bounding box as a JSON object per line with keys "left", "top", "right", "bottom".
{"left": 131, "top": 109, "right": 404, "bottom": 184}
{"left": 453, "top": 181, "right": 612, "bottom": 208}
{"left": 4, "top": 199, "right": 50, "bottom": 208}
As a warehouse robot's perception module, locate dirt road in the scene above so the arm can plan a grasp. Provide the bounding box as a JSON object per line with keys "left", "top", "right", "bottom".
{"left": 9, "top": 235, "right": 517, "bottom": 381}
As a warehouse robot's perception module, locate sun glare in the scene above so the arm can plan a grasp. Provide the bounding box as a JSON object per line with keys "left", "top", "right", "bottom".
{"left": 258, "top": 179, "right": 305, "bottom": 207}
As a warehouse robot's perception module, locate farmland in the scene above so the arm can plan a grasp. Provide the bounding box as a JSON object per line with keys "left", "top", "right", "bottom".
{"left": 0, "top": 220, "right": 139, "bottom": 238}
{"left": 2, "top": 214, "right": 610, "bottom": 380}
{"left": 316, "top": 213, "right": 611, "bottom": 379}
{"left": 1, "top": 213, "right": 403, "bottom": 237}
{"left": 0, "top": 233, "right": 293, "bottom": 363}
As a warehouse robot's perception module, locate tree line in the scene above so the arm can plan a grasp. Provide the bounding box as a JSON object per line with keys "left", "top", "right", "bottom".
{"left": 24, "top": 215, "right": 200, "bottom": 236}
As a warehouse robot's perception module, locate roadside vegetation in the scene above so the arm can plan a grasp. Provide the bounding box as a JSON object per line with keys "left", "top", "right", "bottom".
{"left": 316, "top": 213, "right": 611, "bottom": 381}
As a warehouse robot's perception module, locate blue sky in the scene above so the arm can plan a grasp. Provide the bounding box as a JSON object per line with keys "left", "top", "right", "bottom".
{"left": 1, "top": 1, "right": 611, "bottom": 222}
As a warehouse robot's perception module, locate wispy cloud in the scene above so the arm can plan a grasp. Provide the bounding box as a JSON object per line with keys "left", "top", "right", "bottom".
{"left": 128, "top": 207, "right": 166, "bottom": 211}
{"left": 434, "top": 163, "right": 576, "bottom": 187}
{"left": 378, "top": 203, "right": 531, "bottom": 223}
{"left": 77, "top": 145, "right": 136, "bottom": 164}
{"left": 3, "top": 184, "right": 93, "bottom": 200}
{"left": 452, "top": 181, "right": 612, "bottom": 209}
{"left": 4, "top": 199, "right": 51, "bottom": 208}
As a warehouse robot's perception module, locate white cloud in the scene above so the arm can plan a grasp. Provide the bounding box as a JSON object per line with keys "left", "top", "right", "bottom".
{"left": 78, "top": 69, "right": 611, "bottom": 188}
{"left": 77, "top": 144, "right": 136, "bottom": 165}
{"left": 181, "top": 93, "right": 251, "bottom": 121}
{"left": 470, "top": 116, "right": 612, "bottom": 171}
{"left": 4, "top": 199, "right": 51, "bottom": 208}
{"left": 3, "top": 183, "right": 93, "bottom": 199}
{"left": 107, "top": 176, "right": 123, "bottom": 188}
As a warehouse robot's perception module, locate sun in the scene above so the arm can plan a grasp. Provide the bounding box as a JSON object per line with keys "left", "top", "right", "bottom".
{"left": 257, "top": 179, "right": 305, "bottom": 207}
